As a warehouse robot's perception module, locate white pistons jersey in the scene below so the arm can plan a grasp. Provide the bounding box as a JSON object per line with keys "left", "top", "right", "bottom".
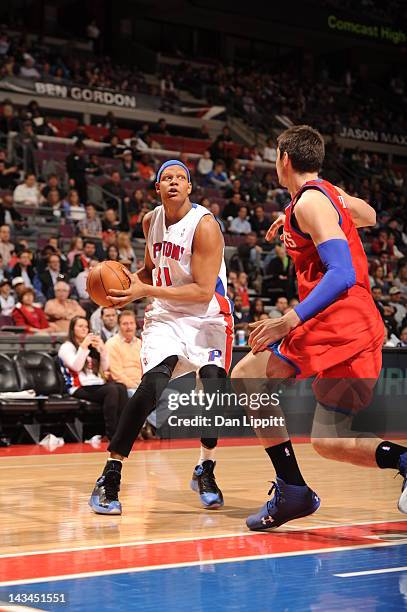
{"left": 141, "top": 202, "right": 234, "bottom": 378}
{"left": 147, "top": 202, "right": 230, "bottom": 318}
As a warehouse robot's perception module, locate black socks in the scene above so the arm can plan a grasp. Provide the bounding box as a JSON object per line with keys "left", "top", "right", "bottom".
{"left": 375, "top": 441, "right": 407, "bottom": 469}
{"left": 104, "top": 459, "right": 123, "bottom": 475}
{"left": 266, "top": 441, "right": 306, "bottom": 486}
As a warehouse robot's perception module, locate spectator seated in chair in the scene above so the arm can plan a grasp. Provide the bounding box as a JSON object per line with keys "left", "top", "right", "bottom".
{"left": 39, "top": 253, "right": 69, "bottom": 299}
{"left": 13, "top": 173, "right": 43, "bottom": 207}
{"left": 12, "top": 249, "right": 37, "bottom": 289}
{"left": 70, "top": 240, "right": 97, "bottom": 278}
{"left": 63, "top": 189, "right": 86, "bottom": 224}
{"left": 90, "top": 306, "right": 119, "bottom": 341}
{"left": 74, "top": 258, "right": 99, "bottom": 300}
{"left": 78, "top": 204, "right": 103, "bottom": 239}
{"left": 0, "top": 224, "right": 15, "bottom": 266}
{"left": 44, "top": 280, "right": 86, "bottom": 333}
{"left": 229, "top": 206, "right": 252, "bottom": 235}
{"left": 105, "top": 310, "right": 142, "bottom": 396}
{"left": 106, "top": 309, "right": 156, "bottom": 439}
{"left": 0, "top": 278, "right": 15, "bottom": 316}
{"left": 12, "top": 287, "right": 57, "bottom": 333}
{"left": 58, "top": 316, "right": 128, "bottom": 441}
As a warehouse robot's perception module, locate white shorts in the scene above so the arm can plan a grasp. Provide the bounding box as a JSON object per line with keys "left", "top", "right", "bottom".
{"left": 140, "top": 309, "right": 234, "bottom": 379}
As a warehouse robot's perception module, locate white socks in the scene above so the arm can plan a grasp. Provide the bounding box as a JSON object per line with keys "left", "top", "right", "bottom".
{"left": 198, "top": 446, "right": 216, "bottom": 464}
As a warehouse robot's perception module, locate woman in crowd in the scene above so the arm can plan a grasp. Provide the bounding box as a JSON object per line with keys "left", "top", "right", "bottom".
{"left": 58, "top": 316, "right": 128, "bottom": 440}
{"left": 132, "top": 203, "right": 151, "bottom": 238}
{"left": 127, "top": 189, "right": 145, "bottom": 227}
{"left": 63, "top": 189, "right": 86, "bottom": 223}
{"left": 248, "top": 297, "right": 265, "bottom": 322}
{"left": 369, "top": 263, "right": 391, "bottom": 294}
{"left": 106, "top": 244, "right": 120, "bottom": 261}
{"left": 12, "top": 287, "right": 57, "bottom": 333}
{"left": 117, "top": 232, "right": 136, "bottom": 270}
{"left": 235, "top": 271, "right": 250, "bottom": 310}
{"left": 67, "top": 236, "right": 84, "bottom": 267}
{"left": 394, "top": 262, "right": 407, "bottom": 295}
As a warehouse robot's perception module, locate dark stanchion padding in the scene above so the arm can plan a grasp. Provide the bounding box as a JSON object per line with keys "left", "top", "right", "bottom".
{"left": 0, "top": 353, "right": 38, "bottom": 414}
{"left": 14, "top": 351, "right": 80, "bottom": 413}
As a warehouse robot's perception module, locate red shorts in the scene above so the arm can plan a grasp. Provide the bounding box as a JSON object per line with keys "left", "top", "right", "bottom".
{"left": 269, "top": 287, "right": 385, "bottom": 411}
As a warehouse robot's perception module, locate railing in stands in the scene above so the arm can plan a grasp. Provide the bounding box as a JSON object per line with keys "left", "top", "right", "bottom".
{"left": 8, "top": 131, "right": 277, "bottom": 171}
{"left": 0, "top": 333, "right": 66, "bottom": 354}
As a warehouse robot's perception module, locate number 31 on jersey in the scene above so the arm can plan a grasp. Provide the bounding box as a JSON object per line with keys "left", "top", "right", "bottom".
{"left": 156, "top": 266, "right": 172, "bottom": 286}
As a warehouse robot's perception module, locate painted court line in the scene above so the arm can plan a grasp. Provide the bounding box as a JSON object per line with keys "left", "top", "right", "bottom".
{"left": 0, "top": 603, "right": 47, "bottom": 612}
{"left": 0, "top": 531, "right": 257, "bottom": 559}
{"left": 289, "top": 516, "right": 407, "bottom": 531}
{"left": 0, "top": 605, "right": 46, "bottom": 612}
{"left": 1, "top": 517, "right": 406, "bottom": 560}
{"left": 0, "top": 541, "right": 405, "bottom": 588}
{"left": 336, "top": 565, "right": 407, "bottom": 578}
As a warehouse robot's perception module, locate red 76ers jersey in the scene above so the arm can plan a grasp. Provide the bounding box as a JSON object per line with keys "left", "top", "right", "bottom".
{"left": 283, "top": 178, "right": 371, "bottom": 301}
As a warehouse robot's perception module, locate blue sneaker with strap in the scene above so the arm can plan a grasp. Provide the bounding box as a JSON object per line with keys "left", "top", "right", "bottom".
{"left": 398, "top": 451, "right": 407, "bottom": 514}
{"left": 89, "top": 461, "right": 122, "bottom": 515}
{"left": 190, "top": 460, "right": 224, "bottom": 509}
{"left": 246, "top": 477, "right": 320, "bottom": 530}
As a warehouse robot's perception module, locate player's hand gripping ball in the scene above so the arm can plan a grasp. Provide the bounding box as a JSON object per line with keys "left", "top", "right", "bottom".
{"left": 86, "top": 261, "right": 131, "bottom": 307}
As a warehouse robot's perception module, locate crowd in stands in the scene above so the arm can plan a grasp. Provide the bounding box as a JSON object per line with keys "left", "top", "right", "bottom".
{"left": 0, "top": 80, "right": 406, "bottom": 349}
{"left": 162, "top": 61, "right": 406, "bottom": 137}
{"left": 0, "top": 26, "right": 406, "bottom": 140}
{"left": 0, "top": 28, "right": 147, "bottom": 96}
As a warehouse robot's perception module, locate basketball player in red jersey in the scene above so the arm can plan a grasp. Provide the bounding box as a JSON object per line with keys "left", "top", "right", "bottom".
{"left": 232, "top": 125, "right": 407, "bottom": 530}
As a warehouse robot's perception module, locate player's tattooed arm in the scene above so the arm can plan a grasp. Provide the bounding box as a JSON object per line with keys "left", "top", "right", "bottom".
{"left": 335, "top": 186, "right": 376, "bottom": 228}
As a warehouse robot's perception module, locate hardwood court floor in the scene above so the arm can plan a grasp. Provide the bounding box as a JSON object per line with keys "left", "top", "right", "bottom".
{"left": 0, "top": 440, "right": 405, "bottom": 556}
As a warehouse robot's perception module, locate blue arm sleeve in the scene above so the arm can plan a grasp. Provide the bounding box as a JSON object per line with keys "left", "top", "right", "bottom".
{"left": 294, "top": 238, "right": 356, "bottom": 323}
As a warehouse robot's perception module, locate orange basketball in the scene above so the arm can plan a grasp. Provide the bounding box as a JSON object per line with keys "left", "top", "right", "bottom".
{"left": 86, "top": 261, "right": 131, "bottom": 307}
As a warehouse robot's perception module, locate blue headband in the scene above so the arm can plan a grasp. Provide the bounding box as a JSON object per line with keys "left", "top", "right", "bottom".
{"left": 156, "top": 159, "right": 191, "bottom": 183}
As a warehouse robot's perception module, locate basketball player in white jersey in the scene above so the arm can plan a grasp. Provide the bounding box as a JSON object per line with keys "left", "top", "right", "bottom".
{"left": 89, "top": 160, "right": 234, "bottom": 515}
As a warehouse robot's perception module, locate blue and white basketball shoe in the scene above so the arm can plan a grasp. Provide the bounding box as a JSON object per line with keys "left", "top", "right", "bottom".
{"left": 89, "top": 461, "right": 122, "bottom": 515}
{"left": 190, "top": 460, "right": 224, "bottom": 509}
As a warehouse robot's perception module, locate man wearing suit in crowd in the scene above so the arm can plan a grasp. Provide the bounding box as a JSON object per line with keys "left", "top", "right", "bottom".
{"left": 39, "top": 253, "right": 69, "bottom": 299}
